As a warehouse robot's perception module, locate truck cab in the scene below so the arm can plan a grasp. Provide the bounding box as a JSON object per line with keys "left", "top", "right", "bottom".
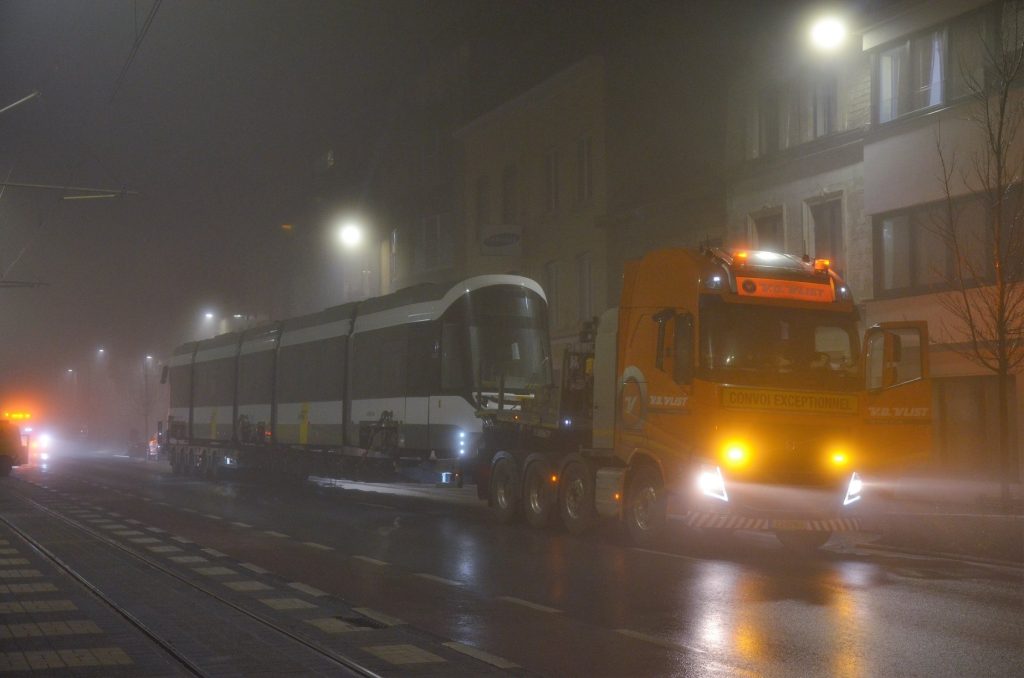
{"left": 603, "top": 248, "right": 930, "bottom": 548}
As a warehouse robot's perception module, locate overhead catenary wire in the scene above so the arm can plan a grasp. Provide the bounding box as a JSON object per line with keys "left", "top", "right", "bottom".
{"left": 108, "top": 0, "right": 162, "bottom": 105}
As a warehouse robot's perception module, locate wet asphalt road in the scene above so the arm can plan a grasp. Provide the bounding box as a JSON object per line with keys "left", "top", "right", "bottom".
{"left": 9, "top": 447, "right": 1023, "bottom": 677}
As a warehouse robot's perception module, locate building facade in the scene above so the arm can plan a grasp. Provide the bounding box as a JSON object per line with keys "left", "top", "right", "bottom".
{"left": 457, "top": 57, "right": 610, "bottom": 367}
{"left": 726, "top": 0, "right": 1022, "bottom": 480}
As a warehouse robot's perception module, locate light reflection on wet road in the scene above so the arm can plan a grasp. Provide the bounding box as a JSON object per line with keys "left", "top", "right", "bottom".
{"left": 16, "top": 448, "right": 1024, "bottom": 677}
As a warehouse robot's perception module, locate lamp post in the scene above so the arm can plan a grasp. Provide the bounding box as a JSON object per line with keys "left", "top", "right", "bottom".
{"left": 809, "top": 16, "right": 847, "bottom": 52}
{"left": 336, "top": 220, "right": 372, "bottom": 301}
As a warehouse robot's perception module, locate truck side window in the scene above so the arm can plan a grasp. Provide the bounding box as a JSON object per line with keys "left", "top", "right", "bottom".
{"left": 652, "top": 309, "right": 675, "bottom": 371}
{"left": 673, "top": 313, "right": 694, "bottom": 384}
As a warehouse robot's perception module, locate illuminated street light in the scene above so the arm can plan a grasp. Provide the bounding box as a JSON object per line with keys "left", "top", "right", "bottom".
{"left": 204, "top": 311, "right": 214, "bottom": 320}
{"left": 810, "top": 17, "right": 846, "bottom": 51}
{"left": 97, "top": 347, "right": 105, "bottom": 355}
{"left": 145, "top": 355, "right": 153, "bottom": 361}
{"left": 338, "top": 222, "right": 363, "bottom": 249}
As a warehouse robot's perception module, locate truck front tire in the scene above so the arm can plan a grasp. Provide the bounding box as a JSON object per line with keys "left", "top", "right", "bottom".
{"left": 626, "top": 465, "right": 667, "bottom": 547}
{"left": 490, "top": 457, "right": 521, "bottom": 524}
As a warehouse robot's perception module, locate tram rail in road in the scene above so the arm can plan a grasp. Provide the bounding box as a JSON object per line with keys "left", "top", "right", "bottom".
{"left": 2, "top": 480, "right": 515, "bottom": 677}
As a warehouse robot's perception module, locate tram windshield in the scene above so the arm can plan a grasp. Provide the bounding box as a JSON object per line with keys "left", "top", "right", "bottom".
{"left": 441, "top": 284, "right": 552, "bottom": 397}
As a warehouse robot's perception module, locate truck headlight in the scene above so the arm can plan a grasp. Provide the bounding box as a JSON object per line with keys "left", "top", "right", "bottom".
{"left": 843, "top": 471, "right": 863, "bottom": 506}
{"left": 698, "top": 464, "right": 729, "bottom": 502}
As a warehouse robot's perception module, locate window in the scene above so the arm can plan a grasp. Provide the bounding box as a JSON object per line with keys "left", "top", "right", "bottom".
{"left": 758, "top": 89, "right": 779, "bottom": 156}
{"left": 753, "top": 211, "right": 784, "bottom": 251}
{"left": 543, "top": 150, "right": 559, "bottom": 213}
{"left": 813, "top": 78, "right": 837, "bottom": 137}
{"left": 543, "top": 260, "right": 560, "bottom": 328}
{"left": 501, "top": 164, "right": 518, "bottom": 223}
{"left": 415, "top": 214, "right": 454, "bottom": 272}
{"left": 877, "top": 29, "right": 947, "bottom": 122}
{"left": 475, "top": 176, "right": 491, "bottom": 237}
{"left": 810, "top": 198, "right": 843, "bottom": 272}
{"left": 389, "top": 229, "right": 398, "bottom": 283}
{"left": 575, "top": 136, "right": 592, "bottom": 203}
{"left": 576, "top": 252, "right": 592, "bottom": 322}
{"left": 876, "top": 204, "right": 956, "bottom": 293}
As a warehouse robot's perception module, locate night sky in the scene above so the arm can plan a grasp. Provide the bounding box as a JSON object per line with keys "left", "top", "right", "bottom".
{"left": 0, "top": 0, "right": 769, "bottom": 427}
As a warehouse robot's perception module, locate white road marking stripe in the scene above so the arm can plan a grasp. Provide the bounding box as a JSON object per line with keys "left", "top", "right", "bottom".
{"left": 287, "top": 582, "right": 328, "bottom": 597}
{"left": 303, "top": 542, "right": 333, "bottom": 551}
{"left": 442, "top": 642, "right": 519, "bottom": 669}
{"left": 351, "top": 556, "right": 388, "bottom": 567}
{"left": 615, "top": 629, "right": 705, "bottom": 654}
{"left": 240, "top": 562, "right": 269, "bottom": 574}
{"left": 231, "top": 522, "right": 252, "bottom": 528}
{"left": 630, "top": 547, "right": 698, "bottom": 562}
{"left": 496, "top": 596, "right": 560, "bottom": 613}
{"left": 353, "top": 607, "right": 403, "bottom": 626}
{"left": 414, "top": 573, "right": 462, "bottom": 586}
{"left": 263, "top": 531, "right": 288, "bottom": 538}
{"left": 201, "top": 548, "right": 227, "bottom": 558}
{"left": 202, "top": 514, "right": 223, "bottom": 520}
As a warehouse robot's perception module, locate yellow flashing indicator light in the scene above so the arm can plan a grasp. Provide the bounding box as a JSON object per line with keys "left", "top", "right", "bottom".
{"left": 814, "top": 258, "right": 831, "bottom": 272}
{"left": 3, "top": 411, "right": 31, "bottom": 421}
{"left": 830, "top": 451, "right": 849, "bottom": 466}
{"left": 722, "top": 440, "right": 751, "bottom": 468}
{"left": 550, "top": 474, "right": 558, "bottom": 484}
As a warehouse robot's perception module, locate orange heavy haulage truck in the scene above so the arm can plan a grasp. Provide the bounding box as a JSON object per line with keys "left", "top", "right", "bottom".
{"left": 477, "top": 247, "right": 931, "bottom": 549}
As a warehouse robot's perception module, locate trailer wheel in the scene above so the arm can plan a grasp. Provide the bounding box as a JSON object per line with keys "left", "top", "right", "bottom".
{"left": 626, "top": 465, "right": 667, "bottom": 547}
{"left": 559, "top": 460, "right": 595, "bottom": 535}
{"left": 522, "top": 460, "right": 555, "bottom": 529}
{"left": 490, "top": 457, "right": 521, "bottom": 524}
{"left": 776, "top": 530, "right": 831, "bottom": 552}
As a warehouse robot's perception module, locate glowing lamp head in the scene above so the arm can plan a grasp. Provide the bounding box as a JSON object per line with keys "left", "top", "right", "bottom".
{"left": 830, "top": 451, "right": 849, "bottom": 466}
{"left": 338, "top": 222, "right": 363, "bottom": 248}
{"left": 810, "top": 17, "right": 847, "bottom": 51}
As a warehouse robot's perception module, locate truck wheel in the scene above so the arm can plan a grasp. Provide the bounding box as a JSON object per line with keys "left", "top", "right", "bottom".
{"left": 626, "top": 465, "right": 667, "bottom": 547}
{"left": 490, "top": 457, "right": 521, "bottom": 524}
{"left": 776, "top": 530, "right": 831, "bottom": 551}
{"left": 559, "top": 460, "right": 595, "bottom": 535}
{"left": 522, "top": 460, "right": 555, "bottom": 528}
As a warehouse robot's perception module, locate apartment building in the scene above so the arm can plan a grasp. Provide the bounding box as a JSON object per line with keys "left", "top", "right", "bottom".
{"left": 457, "top": 57, "right": 610, "bottom": 366}
{"left": 727, "top": 0, "right": 1022, "bottom": 479}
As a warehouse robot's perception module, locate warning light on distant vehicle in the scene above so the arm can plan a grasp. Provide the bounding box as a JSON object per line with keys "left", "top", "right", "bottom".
{"left": 722, "top": 439, "right": 750, "bottom": 468}
{"left": 814, "top": 258, "right": 831, "bottom": 272}
{"left": 3, "top": 411, "right": 31, "bottom": 420}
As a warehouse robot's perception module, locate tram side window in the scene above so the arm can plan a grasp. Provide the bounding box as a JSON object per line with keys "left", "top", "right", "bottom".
{"left": 278, "top": 336, "right": 346, "bottom": 402}
{"left": 169, "top": 365, "right": 192, "bottom": 408}
{"left": 352, "top": 326, "right": 408, "bottom": 399}
{"left": 237, "top": 350, "right": 275, "bottom": 405}
{"left": 193, "top": 358, "right": 235, "bottom": 406}
{"left": 407, "top": 322, "right": 440, "bottom": 397}
{"left": 441, "top": 322, "right": 469, "bottom": 393}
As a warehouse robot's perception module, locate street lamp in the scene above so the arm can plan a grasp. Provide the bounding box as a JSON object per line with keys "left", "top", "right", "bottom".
{"left": 338, "top": 222, "right": 363, "bottom": 248}
{"left": 810, "top": 16, "right": 847, "bottom": 51}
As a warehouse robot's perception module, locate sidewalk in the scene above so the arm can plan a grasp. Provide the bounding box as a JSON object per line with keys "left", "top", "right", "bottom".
{"left": 866, "top": 477, "right": 1024, "bottom": 563}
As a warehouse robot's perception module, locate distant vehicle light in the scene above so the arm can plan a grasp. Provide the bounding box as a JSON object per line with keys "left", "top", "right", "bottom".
{"left": 814, "top": 258, "right": 831, "bottom": 272}
{"left": 40, "top": 452, "right": 49, "bottom": 461}
{"left": 830, "top": 451, "right": 849, "bottom": 466}
{"left": 38, "top": 433, "right": 52, "bottom": 448}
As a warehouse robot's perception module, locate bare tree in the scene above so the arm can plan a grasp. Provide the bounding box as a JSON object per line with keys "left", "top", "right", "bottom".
{"left": 934, "top": 3, "right": 1024, "bottom": 507}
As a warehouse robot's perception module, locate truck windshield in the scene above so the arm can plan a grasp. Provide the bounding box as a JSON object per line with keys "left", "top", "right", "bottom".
{"left": 699, "top": 295, "right": 859, "bottom": 391}
{"left": 441, "top": 285, "right": 552, "bottom": 396}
